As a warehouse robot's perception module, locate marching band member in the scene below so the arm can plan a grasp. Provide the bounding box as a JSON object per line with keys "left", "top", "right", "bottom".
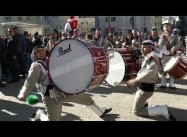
{"left": 64, "top": 16, "right": 78, "bottom": 37}
{"left": 45, "top": 29, "right": 60, "bottom": 57}
{"left": 71, "top": 29, "right": 81, "bottom": 40}
{"left": 92, "top": 28, "right": 108, "bottom": 50}
{"left": 127, "top": 40, "right": 176, "bottom": 121}
{"left": 148, "top": 27, "right": 160, "bottom": 48}
{"left": 17, "top": 45, "right": 112, "bottom": 121}
{"left": 158, "top": 21, "right": 181, "bottom": 90}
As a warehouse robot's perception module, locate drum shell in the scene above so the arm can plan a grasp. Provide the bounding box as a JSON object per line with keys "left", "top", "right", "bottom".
{"left": 164, "top": 56, "right": 187, "bottom": 79}
{"left": 115, "top": 48, "right": 141, "bottom": 81}
{"left": 47, "top": 38, "right": 109, "bottom": 95}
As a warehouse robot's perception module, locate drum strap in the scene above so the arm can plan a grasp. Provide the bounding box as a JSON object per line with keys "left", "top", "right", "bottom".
{"left": 36, "top": 60, "right": 54, "bottom": 85}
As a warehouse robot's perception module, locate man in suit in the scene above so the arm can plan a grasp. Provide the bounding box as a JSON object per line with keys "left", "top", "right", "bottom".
{"left": 127, "top": 40, "right": 176, "bottom": 121}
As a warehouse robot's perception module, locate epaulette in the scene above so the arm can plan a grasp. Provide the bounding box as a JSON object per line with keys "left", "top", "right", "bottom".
{"left": 146, "top": 56, "right": 158, "bottom": 65}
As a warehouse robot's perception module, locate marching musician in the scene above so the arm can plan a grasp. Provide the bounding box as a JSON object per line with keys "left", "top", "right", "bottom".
{"left": 92, "top": 28, "right": 108, "bottom": 50}
{"left": 64, "top": 16, "right": 78, "bottom": 37}
{"left": 71, "top": 29, "right": 81, "bottom": 40}
{"left": 158, "top": 21, "right": 181, "bottom": 90}
{"left": 127, "top": 40, "right": 176, "bottom": 121}
{"left": 17, "top": 45, "right": 112, "bottom": 121}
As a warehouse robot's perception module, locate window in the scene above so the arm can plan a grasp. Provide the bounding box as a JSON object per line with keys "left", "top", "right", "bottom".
{"left": 18, "top": 17, "right": 22, "bottom": 21}
{"left": 5, "top": 16, "right": 11, "bottom": 21}
{"left": 45, "top": 16, "right": 49, "bottom": 20}
{"left": 81, "top": 22, "right": 83, "bottom": 25}
{"left": 155, "top": 23, "right": 157, "bottom": 26}
{"left": 111, "top": 17, "right": 116, "bottom": 22}
{"left": 36, "top": 16, "right": 40, "bottom": 19}
{"left": 52, "top": 16, "right": 58, "bottom": 18}
{"left": 105, "top": 18, "right": 109, "bottom": 22}
{"left": 27, "top": 16, "right": 31, "bottom": 20}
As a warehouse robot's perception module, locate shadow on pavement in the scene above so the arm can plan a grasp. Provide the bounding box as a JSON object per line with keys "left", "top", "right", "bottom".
{"left": 0, "top": 99, "right": 43, "bottom": 121}
{"left": 168, "top": 107, "right": 187, "bottom": 121}
{"left": 101, "top": 114, "right": 120, "bottom": 121}
{"left": 0, "top": 79, "right": 39, "bottom": 98}
{"left": 63, "top": 102, "right": 75, "bottom": 107}
{"left": 89, "top": 85, "right": 132, "bottom": 95}
{"left": 61, "top": 112, "right": 82, "bottom": 121}
{"left": 155, "top": 86, "right": 187, "bottom": 96}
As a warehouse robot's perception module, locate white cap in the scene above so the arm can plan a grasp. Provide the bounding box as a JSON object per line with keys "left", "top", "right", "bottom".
{"left": 162, "top": 20, "right": 172, "bottom": 25}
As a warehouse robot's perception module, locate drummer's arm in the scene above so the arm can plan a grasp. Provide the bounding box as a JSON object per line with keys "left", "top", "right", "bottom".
{"left": 127, "top": 61, "right": 158, "bottom": 86}
{"left": 18, "top": 63, "right": 41, "bottom": 98}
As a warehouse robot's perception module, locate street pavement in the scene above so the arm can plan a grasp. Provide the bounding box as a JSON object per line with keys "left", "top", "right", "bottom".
{"left": 0, "top": 56, "right": 187, "bottom": 121}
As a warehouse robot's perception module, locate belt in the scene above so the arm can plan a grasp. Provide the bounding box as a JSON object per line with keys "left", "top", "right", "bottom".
{"left": 138, "top": 82, "right": 155, "bottom": 92}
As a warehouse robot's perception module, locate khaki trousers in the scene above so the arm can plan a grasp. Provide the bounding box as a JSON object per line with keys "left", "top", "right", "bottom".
{"left": 132, "top": 89, "right": 154, "bottom": 116}
{"left": 42, "top": 92, "right": 94, "bottom": 121}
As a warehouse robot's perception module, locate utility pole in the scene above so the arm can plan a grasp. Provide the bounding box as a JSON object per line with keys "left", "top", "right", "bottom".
{"left": 132, "top": 16, "right": 134, "bottom": 29}
{"left": 130, "top": 16, "right": 135, "bottom": 29}
{"left": 108, "top": 16, "right": 111, "bottom": 33}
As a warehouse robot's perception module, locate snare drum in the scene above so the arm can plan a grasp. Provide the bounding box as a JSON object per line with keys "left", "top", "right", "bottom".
{"left": 47, "top": 38, "right": 108, "bottom": 95}
{"left": 164, "top": 55, "right": 187, "bottom": 79}
{"left": 105, "top": 48, "right": 141, "bottom": 86}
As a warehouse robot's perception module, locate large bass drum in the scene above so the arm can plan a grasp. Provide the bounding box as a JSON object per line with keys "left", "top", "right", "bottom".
{"left": 48, "top": 38, "right": 109, "bottom": 95}
{"left": 105, "top": 48, "right": 141, "bottom": 86}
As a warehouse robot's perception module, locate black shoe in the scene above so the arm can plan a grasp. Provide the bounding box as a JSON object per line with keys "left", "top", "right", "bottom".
{"left": 7, "top": 80, "right": 19, "bottom": 83}
{"left": 100, "top": 108, "right": 112, "bottom": 117}
{"left": 168, "top": 110, "right": 176, "bottom": 121}
{"left": 169, "top": 87, "right": 177, "bottom": 90}
{"left": 160, "top": 86, "right": 166, "bottom": 89}
{"left": 22, "top": 75, "right": 26, "bottom": 79}
{"left": 0, "top": 84, "right": 6, "bottom": 87}
{"left": 144, "top": 103, "right": 148, "bottom": 107}
{"left": 32, "top": 112, "right": 41, "bottom": 121}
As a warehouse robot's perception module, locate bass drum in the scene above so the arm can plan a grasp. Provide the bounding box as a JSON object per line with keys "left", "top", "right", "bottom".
{"left": 48, "top": 38, "right": 109, "bottom": 95}
{"left": 105, "top": 48, "right": 141, "bottom": 86}
{"left": 105, "top": 49, "right": 125, "bottom": 86}
{"left": 164, "top": 55, "right": 187, "bottom": 79}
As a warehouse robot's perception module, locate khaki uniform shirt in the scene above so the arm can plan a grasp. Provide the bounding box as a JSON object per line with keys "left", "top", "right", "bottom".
{"left": 135, "top": 53, "right": 159, "bottom": 83}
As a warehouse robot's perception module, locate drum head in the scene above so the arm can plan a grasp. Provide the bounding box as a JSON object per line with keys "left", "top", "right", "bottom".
{"left": 164, "top": 56, "right": 180, "bottom": 72}
{"left": 48, "top": 39, "right": 94, "bottom": 95}
{"left": 105, "top": 49, "right": 125, "bottom": 86}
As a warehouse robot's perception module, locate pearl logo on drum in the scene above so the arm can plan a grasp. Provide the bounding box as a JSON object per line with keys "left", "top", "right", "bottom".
{"left": 57, "top": 44, "right": 72, "bottom": 57}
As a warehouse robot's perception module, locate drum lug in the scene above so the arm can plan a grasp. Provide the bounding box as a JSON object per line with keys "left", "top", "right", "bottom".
{"left": 86, "top": 88, "right": 92, "bottom": 91}
{"left": 113, "top": 82, "right": 119, "bottom": 86}
{"left": 93, "top": 58, "right": 97, "bottom": 63}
